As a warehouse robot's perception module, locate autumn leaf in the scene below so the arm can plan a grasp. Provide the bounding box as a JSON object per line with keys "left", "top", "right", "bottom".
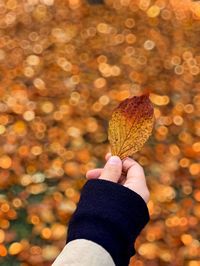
{"left": 108, "top": 93, "right": 154, "bottom": 160}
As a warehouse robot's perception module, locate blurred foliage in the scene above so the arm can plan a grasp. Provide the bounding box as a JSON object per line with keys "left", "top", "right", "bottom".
{"left": 0, "top": 0, "right": 199, "bottom": 265}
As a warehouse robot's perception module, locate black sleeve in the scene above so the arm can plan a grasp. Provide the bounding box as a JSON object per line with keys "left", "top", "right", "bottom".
{"left": 66, "top": 179, "right": 150, "bottom": 266}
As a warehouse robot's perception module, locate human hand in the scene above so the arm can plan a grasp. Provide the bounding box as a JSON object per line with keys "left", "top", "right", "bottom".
{"left": 86, "top": 153, "right": 150, "bottom": 203}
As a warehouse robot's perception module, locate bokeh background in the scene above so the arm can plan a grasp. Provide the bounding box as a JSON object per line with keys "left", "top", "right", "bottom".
{"left": 0, "top": 0, "right": 199, "bottom": 265}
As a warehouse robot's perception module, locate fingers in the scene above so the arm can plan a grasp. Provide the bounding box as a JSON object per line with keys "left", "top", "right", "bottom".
{"left": 86, "top": 154, "right": 138, "bottom": 182}
{"left": 86, "top": 155, "right": 122, "bottom": 183}
{"left": 122, "top": 158, "right": 150, "bottom": 203}
{"left": 99, "top": 156, "right": 122, "bottom": 183}
{"left": 123, "top": 157, "right": 145, "bottom": 180}
{"left": 86, "top": 153, "right": 150, "bottom": 203}
{"left": 87, "top": 154, "right": 143, "bottom": 181}
{"left": 86, "top": 152, "right": 111, "bottom": 179}
{"left": 86, "top": 168, "right": 103, "bottom": 179}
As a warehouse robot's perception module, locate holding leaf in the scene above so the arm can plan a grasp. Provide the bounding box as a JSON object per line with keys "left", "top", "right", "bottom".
{"left": 108, "top": 94, "right": 154, "bottom": 160}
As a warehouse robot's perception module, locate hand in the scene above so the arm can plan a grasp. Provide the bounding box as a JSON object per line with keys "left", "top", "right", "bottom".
{"left": 86, "top": 153, "right": 150, "bottom": 203}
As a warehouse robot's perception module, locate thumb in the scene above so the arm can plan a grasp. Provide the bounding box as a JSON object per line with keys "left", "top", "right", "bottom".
{"left": 99, "top": 156, "right": 122, "bottom": 183}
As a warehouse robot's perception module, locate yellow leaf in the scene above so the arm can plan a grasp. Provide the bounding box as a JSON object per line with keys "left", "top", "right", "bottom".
{"left": 108, "top": 93, "right": 154, "bottom": 159}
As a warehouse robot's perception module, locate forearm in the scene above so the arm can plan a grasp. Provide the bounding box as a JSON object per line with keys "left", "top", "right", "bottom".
{"left": 52, "top": 179, "right": 150, "bottom": 266}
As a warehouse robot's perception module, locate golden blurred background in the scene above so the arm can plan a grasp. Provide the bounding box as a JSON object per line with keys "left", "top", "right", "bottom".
{"left": 0, "top": 0, "right": 199, "bottom": 265}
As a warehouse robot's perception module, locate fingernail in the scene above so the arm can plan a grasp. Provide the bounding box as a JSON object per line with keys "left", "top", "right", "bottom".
{"left": 108, "top": 156, "right": 120, "bottom": 165}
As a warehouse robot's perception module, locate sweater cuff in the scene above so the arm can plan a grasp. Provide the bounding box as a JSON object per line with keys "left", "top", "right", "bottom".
{"left": 66, "top": 179, "right": 150, "bottom": 266}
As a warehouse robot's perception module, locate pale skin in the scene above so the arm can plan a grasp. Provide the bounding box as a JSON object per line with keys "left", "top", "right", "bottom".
{"left": 86, "top": 153, "right": 150, "bottom": 204}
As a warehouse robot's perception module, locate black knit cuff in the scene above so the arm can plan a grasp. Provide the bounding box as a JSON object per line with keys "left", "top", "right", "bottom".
{"left": 66, "top": 179, "right": 150, "bottom": 266}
